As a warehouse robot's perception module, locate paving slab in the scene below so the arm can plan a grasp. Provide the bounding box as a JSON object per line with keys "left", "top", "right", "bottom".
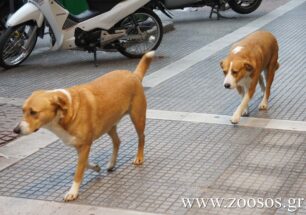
{"left": 0, "top": 103, "right": 21, "bottom": 146}
{"left": 0, "top": 119, "right": 304, "bottom": 215}
{"left": 146, "top": 2, "right": 306, "bottom": 121}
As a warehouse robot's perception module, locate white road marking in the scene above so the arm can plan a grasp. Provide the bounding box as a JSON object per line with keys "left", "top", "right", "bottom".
{"left": 147, "top": 109, "right": 306, "bottom": 132}
{"left": 143, "top": 0, "right": 305, "bottom": 87}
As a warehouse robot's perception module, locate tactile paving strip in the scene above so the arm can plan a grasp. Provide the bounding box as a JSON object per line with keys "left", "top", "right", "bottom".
{"left": 0, "top": 119, "right": 304, "bottom": 215}
{"left": 147, "top": 3, "right": 306, "bottom": 121}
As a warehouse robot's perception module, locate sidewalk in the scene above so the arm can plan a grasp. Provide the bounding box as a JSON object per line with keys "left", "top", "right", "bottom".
{"left": 0, "top": 1, "right": 305, "bottom": 215}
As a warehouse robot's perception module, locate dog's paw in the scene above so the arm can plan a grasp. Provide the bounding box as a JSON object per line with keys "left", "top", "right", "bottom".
{"left": 133, "top": 158, "right": 144, "bottom": 165}
{"left": 107, "top": 161, "right": 116, "bottom": 172}
{"left": 87, "top": 163, "right": 101, "bottom": 172}
{"left": 258, "top": 101, "right": 268, "bottom": 110}
{"left": 92, "top": 164, "right": 101, "bottom": 173}
{"left": 64, "top": 191, "right": 79, "bottom": 202}
{"left": 230, "top": 114, "right": 240, "bottom": 124}
{"left": 242, "top": 109, "right": 250, "bottom": 117}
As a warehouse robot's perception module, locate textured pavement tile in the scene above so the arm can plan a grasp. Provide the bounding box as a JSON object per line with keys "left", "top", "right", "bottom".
{"left": 0, "top": 119, "right": 304, "bottom": 215}
{"left": 0, "top": 104, "right": 21, "bottom": 146}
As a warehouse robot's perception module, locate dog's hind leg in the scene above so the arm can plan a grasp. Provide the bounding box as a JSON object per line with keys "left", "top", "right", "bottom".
{"left": 130, "top": 94, "right": 146, "bottom": 165}
{"left": 258, "top": 73, "right": 266, "bottom": 95}
{"left": 107, "top": 126, "right": 121, "bottom": 171}
{"left": 259, "top": 58, "right": 278, "bottom": 110}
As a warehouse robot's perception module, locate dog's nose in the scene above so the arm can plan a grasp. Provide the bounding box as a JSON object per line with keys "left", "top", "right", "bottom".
{"left": 13, "top": 125, "right": 21, "bottom": 134}
{"left": 224, "top": 83, "right": 231, "bottom": 89}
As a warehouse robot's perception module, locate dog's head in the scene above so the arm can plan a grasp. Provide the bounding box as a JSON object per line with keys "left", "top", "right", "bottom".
{"left": 13, "top": 90, "right": 70, "bottom": 135}
{"left": 220, "top": 58, "right": 254, "bottom": 89}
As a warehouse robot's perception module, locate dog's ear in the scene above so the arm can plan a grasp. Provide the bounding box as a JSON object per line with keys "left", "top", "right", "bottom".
{"left": 244, "top": 62, "right": 254, "bottom": 73}
{"left": 52, "top": 92, "right": 69, "bottom": 113}
{"left": 220, "top": 60, "right": 224, "bottom": 69}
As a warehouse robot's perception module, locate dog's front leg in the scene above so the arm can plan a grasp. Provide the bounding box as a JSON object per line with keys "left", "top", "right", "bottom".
{"left": 231, "top": 79, "right": 258, "bottom": 124}
{"left": 237, "top": 86, "right": 249, "bottom": 117}
{"left": 231, "top": 93, "right": 250, "bottom": 124}
{"left": 64, "top": 144, "right": 90, "bottom": 201}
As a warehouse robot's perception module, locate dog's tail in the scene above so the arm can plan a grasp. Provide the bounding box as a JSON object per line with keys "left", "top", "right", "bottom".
{"left": 134, "top": 51, "right": 155, "bottom": 82}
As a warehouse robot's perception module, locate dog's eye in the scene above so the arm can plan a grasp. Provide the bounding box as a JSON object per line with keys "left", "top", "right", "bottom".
{"left": 223, "top": 70, "right": 227, "bottom": 74}
{"left": 232, "top": 70, "right": 238, "bottom": 75}
{"left": 30, "top": 110, "right": 38, "bottom": 116}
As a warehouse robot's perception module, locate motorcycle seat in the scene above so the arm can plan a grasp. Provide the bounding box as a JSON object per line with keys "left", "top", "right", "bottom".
{"left": 68, "top": 10, "right": 100, "bottom": 23}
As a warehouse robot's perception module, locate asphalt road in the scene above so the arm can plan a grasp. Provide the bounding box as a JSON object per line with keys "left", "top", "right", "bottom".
{"left": 0, "top": 0, "right": 289, "bottom": 98}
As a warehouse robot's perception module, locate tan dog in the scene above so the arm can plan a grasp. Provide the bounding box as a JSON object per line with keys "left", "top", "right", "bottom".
{"left": 13, "top": 52, "right": 154, "bottom": 201}
{"left": 220, "top": 31, "right": 279, "bottom": 124}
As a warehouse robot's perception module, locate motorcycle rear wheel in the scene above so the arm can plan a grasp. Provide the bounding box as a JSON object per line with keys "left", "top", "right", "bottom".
{"left": 116, "top": 8, "right": 163, "bottom": 58}
{"left": 0, "top": 23, "right": 38, "bottom": 69}
{"left": 228, "top": 0, "right": 262, "bottom": 14}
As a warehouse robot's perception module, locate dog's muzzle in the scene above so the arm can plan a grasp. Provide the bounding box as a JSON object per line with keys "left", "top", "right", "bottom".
{"left": 13, "top": 124, "right": 21, "bottom": 134}
{"left": 13, "top": 121, "right": 34, "bottom": 135}
{"left": 224, "top": 83, "right": 231, "bottom": 89}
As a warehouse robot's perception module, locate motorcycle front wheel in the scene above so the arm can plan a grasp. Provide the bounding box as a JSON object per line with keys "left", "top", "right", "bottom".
{"left": 0, "top": 23, "right": 38, "bottom": 69}
{"left": 228, "top": 0, "right": 262, "bottom": 14}
{"left": 116, "top": 8, "right": 163, "bottom": 58}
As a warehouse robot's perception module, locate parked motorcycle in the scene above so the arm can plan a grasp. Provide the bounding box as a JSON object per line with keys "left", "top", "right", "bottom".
{"left": 0, "top": 0, "right": 163, "bottom": 69}
{"left": 150, "top": 0, "right": 262, "bottom": 19}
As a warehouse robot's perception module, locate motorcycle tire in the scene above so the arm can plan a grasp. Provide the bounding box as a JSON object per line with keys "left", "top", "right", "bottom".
{"left": 117, "top": 7, "right": 163, "bottom": 58}
{"left": 228, "top": 0, "right": 262, "bottom": 14}
{"left": 0, "top": 23, "right": 38, "bottom": 69}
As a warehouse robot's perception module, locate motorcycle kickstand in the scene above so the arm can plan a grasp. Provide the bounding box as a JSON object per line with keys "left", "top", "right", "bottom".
{"left": 89, "top": 48, "right": 98, "bottom": 67}
{"left": 209, "top": 3, "right": 232, "bottom": 20}
{"left": 94, "top": 50, "right": 98, "bottom": 67}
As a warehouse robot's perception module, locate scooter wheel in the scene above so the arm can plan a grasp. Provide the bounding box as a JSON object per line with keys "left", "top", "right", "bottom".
{"left": 116, "top": 8, "right": 163, "bottom": 58}
{"left": 0, "top": 23, "right": 38, "bottom": 69}
{"left": 228, "top": 0, "right": 262, "bottom": 14}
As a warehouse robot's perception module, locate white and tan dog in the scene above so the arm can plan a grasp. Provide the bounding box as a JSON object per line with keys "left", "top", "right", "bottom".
{"left": 220, "top": 31, "right": 279, "bottom": 124}
{"left": 13, "top": 52, "right": 154, "bottom": 201}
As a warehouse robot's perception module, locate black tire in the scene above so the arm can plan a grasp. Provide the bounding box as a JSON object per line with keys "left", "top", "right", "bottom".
{"left": 228, "top": 0, "right": 262, "bottom": 14}
{"left": 0, "top": 23, "right": 38, "bottom": 69}
{"left": 117, "top": 7, "right": 163, "bottom": 58}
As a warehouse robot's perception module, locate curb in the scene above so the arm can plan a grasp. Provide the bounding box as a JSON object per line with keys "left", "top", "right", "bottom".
{"left": 0, "top": 129, "right": 58, "bottom": 171}
{"left": 0, "top": 196, "right": 164, "bottom": 215}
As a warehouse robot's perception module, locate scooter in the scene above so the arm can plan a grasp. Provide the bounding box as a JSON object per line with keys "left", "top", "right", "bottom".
{"left": 0, "top": 0, "right": 164, "bottom": 69}
{"left": 150, "top": 0, "right": 262, "bottom": 19}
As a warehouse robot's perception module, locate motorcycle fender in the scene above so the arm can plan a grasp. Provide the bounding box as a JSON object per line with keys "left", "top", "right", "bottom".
{"left": 80, "top": 0, "right": 151, "bottom": 31}
{"left": 6, "top": 3, "right": 44, "bottom": 28}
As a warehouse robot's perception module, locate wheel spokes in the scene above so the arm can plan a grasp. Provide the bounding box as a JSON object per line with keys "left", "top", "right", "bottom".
{"left": 2, "top": 25, "right": 37, "bottom": 66}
